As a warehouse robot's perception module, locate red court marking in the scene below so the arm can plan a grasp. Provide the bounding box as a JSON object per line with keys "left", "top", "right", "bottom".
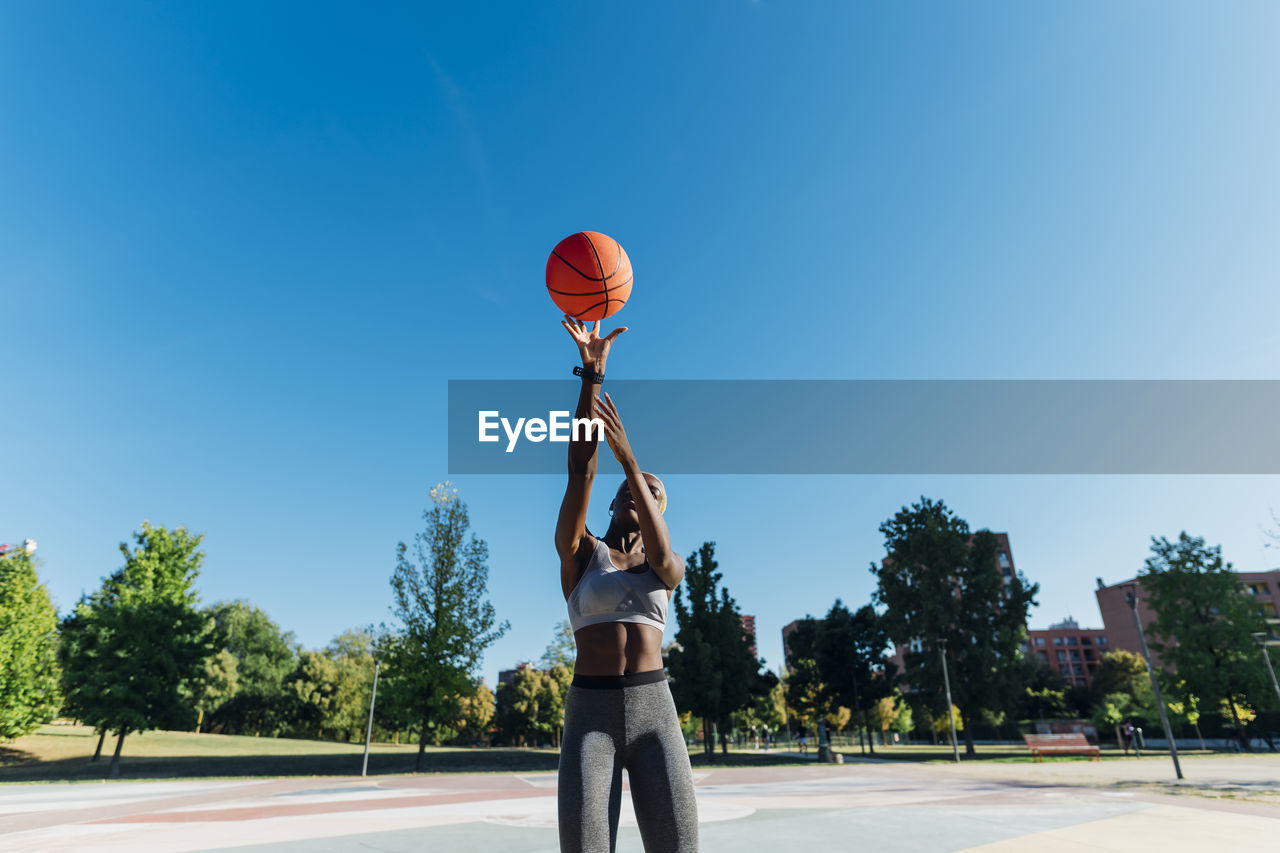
{"left": 90, "top": 788, "right": 549, "bottom": 824}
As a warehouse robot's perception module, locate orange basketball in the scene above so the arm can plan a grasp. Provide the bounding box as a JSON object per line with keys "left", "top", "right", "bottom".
{"left": 545, "top": 231, "right": 633, "bottom": 320}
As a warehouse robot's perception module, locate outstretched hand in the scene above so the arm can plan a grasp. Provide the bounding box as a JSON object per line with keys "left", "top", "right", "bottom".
{"left": 562, "top": 315, "right": 627, "bottom": 369}
{"left": 592, "top": 392, "right": 635, "bottom": 466}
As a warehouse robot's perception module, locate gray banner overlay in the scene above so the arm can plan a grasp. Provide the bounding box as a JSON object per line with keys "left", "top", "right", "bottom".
{"left": 447, "top": 380, "right": 1280, "bottom": 474}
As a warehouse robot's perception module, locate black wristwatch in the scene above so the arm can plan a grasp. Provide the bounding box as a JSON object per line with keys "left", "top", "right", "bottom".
{"left": 573, "top": 365, "right": 605, "bottom": 384}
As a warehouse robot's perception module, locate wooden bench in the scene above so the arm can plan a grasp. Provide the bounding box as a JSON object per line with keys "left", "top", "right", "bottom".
{"left": 1022, "top": 733, "right": 1101, "bottom": 761}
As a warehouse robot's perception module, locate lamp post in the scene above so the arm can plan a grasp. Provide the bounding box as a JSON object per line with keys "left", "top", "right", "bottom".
{"left": 361, "top": 659, "right": 381, "bottom": 777}
{"left": 1252, "top": 632, "right": 1280, "bottom": 708}
{"left": 939, "top": 638, "right": 960, "bottom": 763}
{"left": 1124, "top": 585, "right": 1182, "bottom": 780}
{"left": 850, "top": 651, "right": 865, "bottom": 755}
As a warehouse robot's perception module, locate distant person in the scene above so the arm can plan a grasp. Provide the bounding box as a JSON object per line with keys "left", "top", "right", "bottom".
{"left": 554, "top": 318, "right": 698, "bottom": 853}
{"left": 798, "top": 724, "right": 809, "bottom": 754}
{"left": 1122, "top": 720, "right": 1134, "bottom": 756}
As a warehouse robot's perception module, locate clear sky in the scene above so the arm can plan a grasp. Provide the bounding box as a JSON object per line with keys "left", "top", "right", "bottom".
{"left": 3, "top": 2, "right": 1278, "bottom": 689}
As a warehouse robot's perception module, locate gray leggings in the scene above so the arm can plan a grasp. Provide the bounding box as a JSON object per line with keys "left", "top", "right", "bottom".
{"left": 558, "top": 670, "right": 699, "bottom": 852}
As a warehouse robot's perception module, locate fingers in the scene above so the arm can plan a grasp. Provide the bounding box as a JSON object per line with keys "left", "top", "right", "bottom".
{"left": 591, "top": 319, "right": 601, "bottom": 338}
{"left": 603, "top": 326, "right": 628, "bottom": 343}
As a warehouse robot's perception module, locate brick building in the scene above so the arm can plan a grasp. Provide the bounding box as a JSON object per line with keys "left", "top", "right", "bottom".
{"left": 1095, "top": 569, "right": 1280, "bottom": 668}
{"left": 1025, "top": 617, "right": 1109, "bottom": 688}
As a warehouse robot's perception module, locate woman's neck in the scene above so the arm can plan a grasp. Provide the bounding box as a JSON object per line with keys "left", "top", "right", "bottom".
{"left": 604, "top": 523, "right": 643, "bottom": 554}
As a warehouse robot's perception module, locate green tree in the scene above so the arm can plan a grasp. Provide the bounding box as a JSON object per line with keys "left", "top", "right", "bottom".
{"left": 784, "top": 601, "right": 897, "bottom": 755}
{"left": 63, "top": 523, "right": 217, "bottom": 777}
{"left": 1021, "top": 687, "right": 1068, "bottom": 720}
{"left": 382, "top": 483, "right": 508, "bottom": 770}
{"left": 449, "top": 679, "right": 496, "bottom": 745}
{"left": 206, "top": 600, "right": 300, "bottom": 736}
{"left": 1090, "top": 650, "right": 1148, "bottom": 705}
{"left": 495, "top": 666, "right": 557, "bottom": 747}
{"left": 191, "top": 650, "right": 238, "bottom": 733}
{"left": 322, "top": 629, "right": 377, "bottom": 742}
{"left": 0, "top": 546, "right": 61, "bottom": 740}
{"left": 889, "top": 694, "right": 914, "bottom": 743}
{"left": 1092, "top": 692, "right": 1132, "bottom": 747}
{"left": 667, "top": 542, "right": 770, "bottom": 758}
{"left": 1140, "top": 532, "right": 1268, "bottom": 739}
{"left": 872, "top": 498, "right": 1038, "bottom": 756}
{"left": 540, "top": 620, "right": 577, "bottom": 670}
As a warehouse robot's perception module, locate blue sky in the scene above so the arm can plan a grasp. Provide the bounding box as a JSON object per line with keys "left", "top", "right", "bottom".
{"left": 3, "top": 3, "right": 1278, "bottom": 688}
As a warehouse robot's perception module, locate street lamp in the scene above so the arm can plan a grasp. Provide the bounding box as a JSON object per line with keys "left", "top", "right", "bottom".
{"left": 938, "top": 638, "right": 960, "bottom": 763}
{"left": 361, "top": 659, "right": 381, "bottom": 777}
{"left": 1251, "top": 632, "right": 1280, "bottom": 708}
{"left": 1124, "top": 585, "right": 1183, "bottom": 780}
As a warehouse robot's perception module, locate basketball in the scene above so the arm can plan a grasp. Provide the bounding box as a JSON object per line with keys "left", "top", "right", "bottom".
{"left": 545, "top": 231, "right": 633, "bottom": 320}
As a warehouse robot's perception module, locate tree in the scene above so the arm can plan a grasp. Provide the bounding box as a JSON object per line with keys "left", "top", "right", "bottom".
{"left": 889, "top": 695, "right": 914, "bottom": 743}
{"left": 205, "top": 600, "right": 299, "bottom": 736}
{"left": 62, "top": 523, "right": 217, "bottom": 777}
{"left": 382, "top": 483, "right": 508, "bottom": 770}
{"left": 190, "top": 650, "right": 238, "bottom": 733}
{"left": 321, "top": 629, "right": 378, "bottom": 742}
{"left": 667, "top": 542, "right": 770, "bottom": 758}
{"left": 1090, "top": 650, "right": 1148, "bottom": 706}
{"left": 450, "top": 679, "right": 496, "bottom": 745}
{"left": 1140, "top": 532, "right": 1268, "bottom": 740}
{"left": 540, "top": 620, "right": 577, "bottom": 670}
{"left": 784, "top": 601, "right": 897, "bottom": 755}
{"left": 0, "top": 546, "right": 61, "bottom": 740}
{"left": 871, "top": 498, "right": 1038, "bottom": 756}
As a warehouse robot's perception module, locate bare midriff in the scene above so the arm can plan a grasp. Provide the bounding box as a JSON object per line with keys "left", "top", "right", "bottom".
{"left": 573, "top": 622, "right": 665, "bottom": 676}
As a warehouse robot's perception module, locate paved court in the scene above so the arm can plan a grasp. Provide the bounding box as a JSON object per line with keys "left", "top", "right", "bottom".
{"left": 2, "top": 755, "right": 1278, "bottom": 852}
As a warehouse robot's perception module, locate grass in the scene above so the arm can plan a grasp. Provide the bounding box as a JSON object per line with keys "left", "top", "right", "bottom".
{"left": 4, "top": 725, "right": 1234, "bottom": 783}
{"left": 1, "top": 724, "right": 814, "bottom": 783}
{"left": 0, "top": 723, "right": 565, "bottom": 782}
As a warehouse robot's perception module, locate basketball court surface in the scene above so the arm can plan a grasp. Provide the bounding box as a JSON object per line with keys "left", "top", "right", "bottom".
{"left": 3, "top": 755, "right": 1278, "bottom": 852}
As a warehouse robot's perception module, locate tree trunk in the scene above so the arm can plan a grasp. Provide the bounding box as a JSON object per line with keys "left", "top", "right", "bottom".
{"left": 416, "top": 713, "right": 430, "bottom": 772}
{"left": 92, "top": 728, "right": 106, "bottom": 761}
{"left": 195, "top": 708, "right": 204, "bottom": 734}
{"left": 1194, "top": 722, "right": 1206, "bottom": 751}
{"left": 108, "top": 729, "right": 126, "bottom": 779}
{"left": 960, "top": 708, "right": 976, "bottom": 757}
{"left": 863, "top": 710, "right": 876, "bottom": 756}
{"left": 702, "top": 717, "right": 713, "bottom": 759}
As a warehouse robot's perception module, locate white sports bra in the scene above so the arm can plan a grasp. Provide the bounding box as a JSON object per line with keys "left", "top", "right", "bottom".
{"left": 567, "top": 538, "right": 669, "bottom": 633}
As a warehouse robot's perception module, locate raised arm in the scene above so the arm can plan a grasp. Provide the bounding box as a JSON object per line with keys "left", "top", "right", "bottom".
{"left": 555, "top": 317, "right": 626, "bottom": 599}
{"left": 591, "top": 392, "right": 685, "bottom": 591}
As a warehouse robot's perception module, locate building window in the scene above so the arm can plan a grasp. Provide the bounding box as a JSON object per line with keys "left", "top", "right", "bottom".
{"left": 1053, "top": 637, "right": 1065, "bottom": 646}
{"left": 1037, "top": 651, "right": 1048, "bottom": 661}
{"left": 1035, "top": 637, "right": 1046, "bottom": 646}
{"left": 999, "top": 552, "right": 1010, "bottom": 568}
{"left": 1065, "top": 637, "right": 1078, "bottom": 646}
{"left": 1073, "top": 665, "right": 1084, "bottom": 675}
{"left": 1097, "top": 636, "right": 1108, "bottom": 645}
{"left": 1056, "top": 651, "right": 1067, "bottom": 662}
{"left": 1069, "top": 650, "right": 1081, "bottom": 661}
{"left": 1081, "top": 637, "right": 1092, "bottom": 646}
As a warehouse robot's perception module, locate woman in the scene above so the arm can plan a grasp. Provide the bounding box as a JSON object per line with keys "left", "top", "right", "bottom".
{"left": 554, "top": 316, "right": 699, "bottom": 853}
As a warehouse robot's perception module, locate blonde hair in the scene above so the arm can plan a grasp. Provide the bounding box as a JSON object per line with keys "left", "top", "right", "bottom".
{"left": 644, "top": 473, "right": 668, "bottom": 515}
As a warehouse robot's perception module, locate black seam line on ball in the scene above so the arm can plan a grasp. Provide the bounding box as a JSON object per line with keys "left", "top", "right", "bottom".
{"left": 546, "top": 276, "right": 630, "bottom": 297}
{"left": 575, "top": 296, "right": 610, "bottom": 316}
{"left": 552, "top": 249, "right": 605, "bottom": 281}
{"left": 604, "top": 238, "right": 623, "bottom": 281}
{"left": 583, "top": 232, "right": 609, "bottom": 318}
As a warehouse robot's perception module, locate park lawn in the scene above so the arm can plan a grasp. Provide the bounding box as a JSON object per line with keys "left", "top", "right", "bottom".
{"left": 0, "top": 723, "right": 561, "bottom": 782}
{"left": 1, "top": 725, "right": 810, "bottom": 782}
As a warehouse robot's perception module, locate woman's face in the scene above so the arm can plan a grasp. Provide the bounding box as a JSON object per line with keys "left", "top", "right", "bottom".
{"left": 612, "top": 474, "right": 664, "bottom": 520}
